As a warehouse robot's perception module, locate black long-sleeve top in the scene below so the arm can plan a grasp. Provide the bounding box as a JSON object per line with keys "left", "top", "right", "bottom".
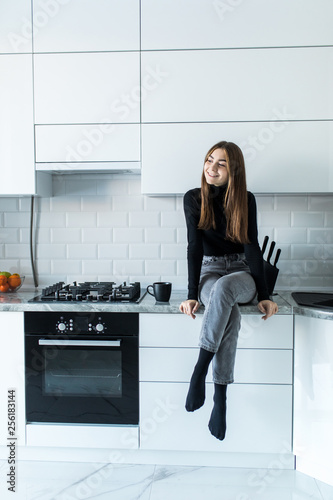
{"left": 184, "top": 185, "right": 269, "bottom": 303}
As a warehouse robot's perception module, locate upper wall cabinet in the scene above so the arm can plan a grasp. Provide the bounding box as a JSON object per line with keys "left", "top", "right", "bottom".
{"left": 141, "top": 0, "right": 333, "bottom": 50}
{"left": 0, "top": 54, "right": 51, "bottom": 196}
{"left": 141, "top": 47, "right": 333, "bottom": 123}
{"left": 141, "top": 122, "right": 333, "bottom": 195}
{"left": 34, "top": 52, "right": 140, "bottom": 124}
{"left": 33, "top": 0, "right": 140, "bottom": 52}
{"left": 0, "top": 0, "right": 32, "bottom": 53}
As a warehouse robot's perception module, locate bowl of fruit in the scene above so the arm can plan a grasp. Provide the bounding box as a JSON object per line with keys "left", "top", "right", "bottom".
{"left": 0, "top": 272, "right": 24, "bottom": 293}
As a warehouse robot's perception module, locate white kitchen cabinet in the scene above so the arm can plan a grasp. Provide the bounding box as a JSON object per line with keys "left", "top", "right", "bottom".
{"left": 140, "top": 382, "right": 292, "bottom": 453}
{"left": 294, "top": 315, "right": 333, "bottom": 487}
{"left": 26, "top": 424, "right": 139, "bottom": 450}
{"left": 139, "top": 313, "right": 293, "bottom": 454}
{"left": 0, "top": 54, "right": 51, "bottom": 196}
{"left": 141, "top": 0, "right": 333, "bottom": 50}
{"left": 140, "top": 313, "right": 293, "bottom": 349}
{"left": 141, "top": 121, "right": 333, "bottom": 194}
{"left": 0, "top": 0, "right": 32, "bottom": 53}
{"left": 0, "top": 313, "right": 25, "bottom": 449}
{"left": 33, "top": 0, "right": 140, "bottom": 53}
{"left": 34, "top": 52, "right": 140, "bottom": 125}
{"left": 140, "top": 348, "right": 292, "bottom": 385}
{"left": 35, "top": 124, "right": 140, "bottom": 166}
{"left": 142, "top": 47, "right": 332, "bottom": 123}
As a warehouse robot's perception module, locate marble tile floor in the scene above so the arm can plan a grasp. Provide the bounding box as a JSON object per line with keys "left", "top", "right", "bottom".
{"left": 1, "top": 460, "right": 333, "bottom": 500}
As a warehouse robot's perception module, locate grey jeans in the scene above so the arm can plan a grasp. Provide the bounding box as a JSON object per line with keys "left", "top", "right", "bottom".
{"left": 198, "top": 254, "right": 257, "bottom": 385}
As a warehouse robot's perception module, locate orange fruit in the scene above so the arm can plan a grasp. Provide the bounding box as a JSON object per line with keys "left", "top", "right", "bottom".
{"left": 0, "top": 283, "right": 10, "bottom": 292}
{"left": 8, "top": 275, "right": 21, "bottom": 289}
{"left": 0, "top": 275, "right": 7, "bottom": 286}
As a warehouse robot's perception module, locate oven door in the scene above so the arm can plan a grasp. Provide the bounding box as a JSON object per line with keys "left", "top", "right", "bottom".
{"left": 25, "top": 335, "right": 138, "bottom": 425}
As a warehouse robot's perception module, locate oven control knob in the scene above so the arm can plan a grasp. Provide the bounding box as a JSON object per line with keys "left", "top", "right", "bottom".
{"left": 57, "top": 322, "right": 67, "bottom": 332}
{"left": 95, "top": 323, "right": 104, "bottom": 333}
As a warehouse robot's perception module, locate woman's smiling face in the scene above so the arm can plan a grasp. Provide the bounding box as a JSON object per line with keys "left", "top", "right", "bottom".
{"left": 204, "top": 148, "right": 229, "bottom": 187}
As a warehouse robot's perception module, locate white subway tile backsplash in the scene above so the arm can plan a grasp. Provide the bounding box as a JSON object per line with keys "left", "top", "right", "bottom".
{"left": 161, "top": 211, "right": 185, "bottom": 227}
{"left": 260, "top": 211, "right": 291, "bottom": 227}
{"left": 113, "top": 259, "right": 144, "bottom": 276}
{"left": 81, "top": 196, "right": 112, "bottom": 212}
{"left": 0, "top": 228, "right": 20, "bottom": 244}
{"left": 50, "top": 196, "right": 81, "bottom": 212}
{"left": 145, "top": 259, "right": 176, "bottom": 276}
{"left": 0, "top": 198, "right": 18, "bottom": 212}
{"left": 82, "top": 260, "right": 112, "bottom": 275}
{"left": 97, "top": 212, "right": 128, "bottom": 228}
{"left": 113, "top": 228, "right": 144, "bottom": 243}
{"left": 291, "top": 244, "right": 323, "bottom": 260}
{"left": 275, "top": 228, "right": 307, "bottom": 244}
{"left": 161, "top": 243, "right": 186, "bottom": 260}
{"left": 82, "top": 228, "right": 111, "bottom": 243}
{"left": 292, "top": 212, "right": 325, "bottom": 227}
{"left": 129, "top": 211, "right": 160, "bottom": 227}
{"left": 37, "top": 244, "right": 67, "bottom": 259}
{"left": 66, "top": 212, "right": 97, "bottom": 228}
{"left": 144, "top": 196, "right": 176, "bottom": 211}
{"left": 97, "top": 178, "right": 129, "bottom": 196}
{"left": 113, "top": 195, "right": 144, "bottom": 211}
{"left": 177, "top": 227, "right": 187, "bottom": 244}
{"left": 38, "top": 212, "right": 66, "bottom": 228}
{"left": 51, "top": 259, "right": 82, "bottom": 275}
{"left": 5, "top": 243, "right": 30, "bottom": 259}
{"left": 98, "top": 244, "right": 129, "bottom": 259}
{"left": 51, "top": 228, "right": 81, "bottom": 243}
{"left": 145, "top": 227, "right": 176, "bottom": 243}
{"left": 308, "top": 196, "right": 333, "bottom": 211}
{"left": 308, "top": 228, "right": 333, "bottom": 244}
{"left": 65, "top": 179, "right": 98, "bottom": 196}
{"left": 129, "top": 244, "right": 160, "bottom": 259}
{"left": 0, "top": 179, "right": 332, "bottom": 290}
{"left": 274, "top": 195, "right": 308, "bottom": 211}
{"left": 4, "top": 212, "right": 31, "bottom": 228}
{"left": 67, "top": 244, "right": 97, "bottom": 259}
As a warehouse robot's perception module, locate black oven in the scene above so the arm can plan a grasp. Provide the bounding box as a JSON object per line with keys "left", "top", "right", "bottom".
{"left": 24, "top": 312, "right": 139, "bottom": 425}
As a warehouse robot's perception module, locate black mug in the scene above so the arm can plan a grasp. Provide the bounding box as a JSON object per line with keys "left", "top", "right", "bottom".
{"left": 147, "top": 282, "right": 172, "bottom": 303}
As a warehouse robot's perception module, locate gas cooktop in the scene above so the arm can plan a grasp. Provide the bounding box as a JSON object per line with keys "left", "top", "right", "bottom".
{"left": 29, "top": 281, "right": 146, "bottom": 303}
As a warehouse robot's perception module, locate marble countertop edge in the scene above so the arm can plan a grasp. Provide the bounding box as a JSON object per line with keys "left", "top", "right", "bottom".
{"left": 0, "top": 288, "right": 332, "bottom": 320}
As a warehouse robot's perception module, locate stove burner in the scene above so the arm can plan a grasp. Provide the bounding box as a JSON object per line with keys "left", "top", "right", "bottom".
{"left": 35, "top": 281, "right": 143, "bottom": 303}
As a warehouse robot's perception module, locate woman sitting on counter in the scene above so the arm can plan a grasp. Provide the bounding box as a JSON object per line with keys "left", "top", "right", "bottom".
{"left": 179, "top": 141, "right": 278, "bottom": 441}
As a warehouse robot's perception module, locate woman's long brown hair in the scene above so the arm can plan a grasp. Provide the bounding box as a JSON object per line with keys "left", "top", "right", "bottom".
{"left": 198, "top": 141, "right": 250, "bottom": 244}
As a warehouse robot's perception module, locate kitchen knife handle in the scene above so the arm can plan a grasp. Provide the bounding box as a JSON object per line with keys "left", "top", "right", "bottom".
{"left": 266, "top": 241, "right": 276, "bottom": 263}
{"left": 261, "top": 235, "right": 269, "bottom": 255}
{"left": 273, "top": 248, "right": 281, "bottom": 267}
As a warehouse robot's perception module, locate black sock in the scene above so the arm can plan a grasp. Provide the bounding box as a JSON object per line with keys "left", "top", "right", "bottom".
{"left": 208, "top": 383, "right": 227, "bottom": 440}
{"left": 185, "top": 348, "right": 214, "bottom": 412}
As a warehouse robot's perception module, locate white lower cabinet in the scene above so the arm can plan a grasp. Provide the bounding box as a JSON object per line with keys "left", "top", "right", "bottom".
{"left": 140, "top": 382, "right": 292, "bottom": 453}
{"left": 26, "top": 424, "right": 139, "bottom": 450}
{"left": 294, "top": 315, "right": 333, "bottom": 486}
{"left": 0, "top": 313, "right": 25, "bottom": 448}
{"left": 139, "top": 313, "right": 293, "bottom": 454}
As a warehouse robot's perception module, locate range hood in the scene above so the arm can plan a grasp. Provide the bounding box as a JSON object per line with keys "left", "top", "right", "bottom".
{"left": 36, "top": 162, "right": 141, "bottom": 174}
{"left": 35, "top": 124, "right": 141, "bottom": 174}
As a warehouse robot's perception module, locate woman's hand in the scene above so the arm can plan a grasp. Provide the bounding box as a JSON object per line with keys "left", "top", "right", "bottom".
{"left": 179, "top": 299, "right": 200, "bottom": 319}
{"left": 257, "top": 299, "right": 279, "bottom": 320}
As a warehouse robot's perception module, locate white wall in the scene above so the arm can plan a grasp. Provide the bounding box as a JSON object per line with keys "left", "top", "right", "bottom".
{"left": 0, "top": 175, "right": 332, "bottom": 292}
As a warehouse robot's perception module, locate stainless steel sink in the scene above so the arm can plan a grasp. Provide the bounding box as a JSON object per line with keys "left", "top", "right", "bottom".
{"left": 292, "top": 292, "right": 333, "bottom": 310}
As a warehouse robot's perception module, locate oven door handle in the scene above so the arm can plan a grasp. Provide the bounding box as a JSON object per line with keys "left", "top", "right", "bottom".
{"left": 38, "top": 339, "right": 121, "bottom": 347}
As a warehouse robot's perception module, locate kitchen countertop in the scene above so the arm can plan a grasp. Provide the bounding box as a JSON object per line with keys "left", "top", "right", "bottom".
{"left": 0, "top": 287, "right": 324, "bottom": 317}
{"left": 0, "top": 288, "right": 332, "bottom": 319}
